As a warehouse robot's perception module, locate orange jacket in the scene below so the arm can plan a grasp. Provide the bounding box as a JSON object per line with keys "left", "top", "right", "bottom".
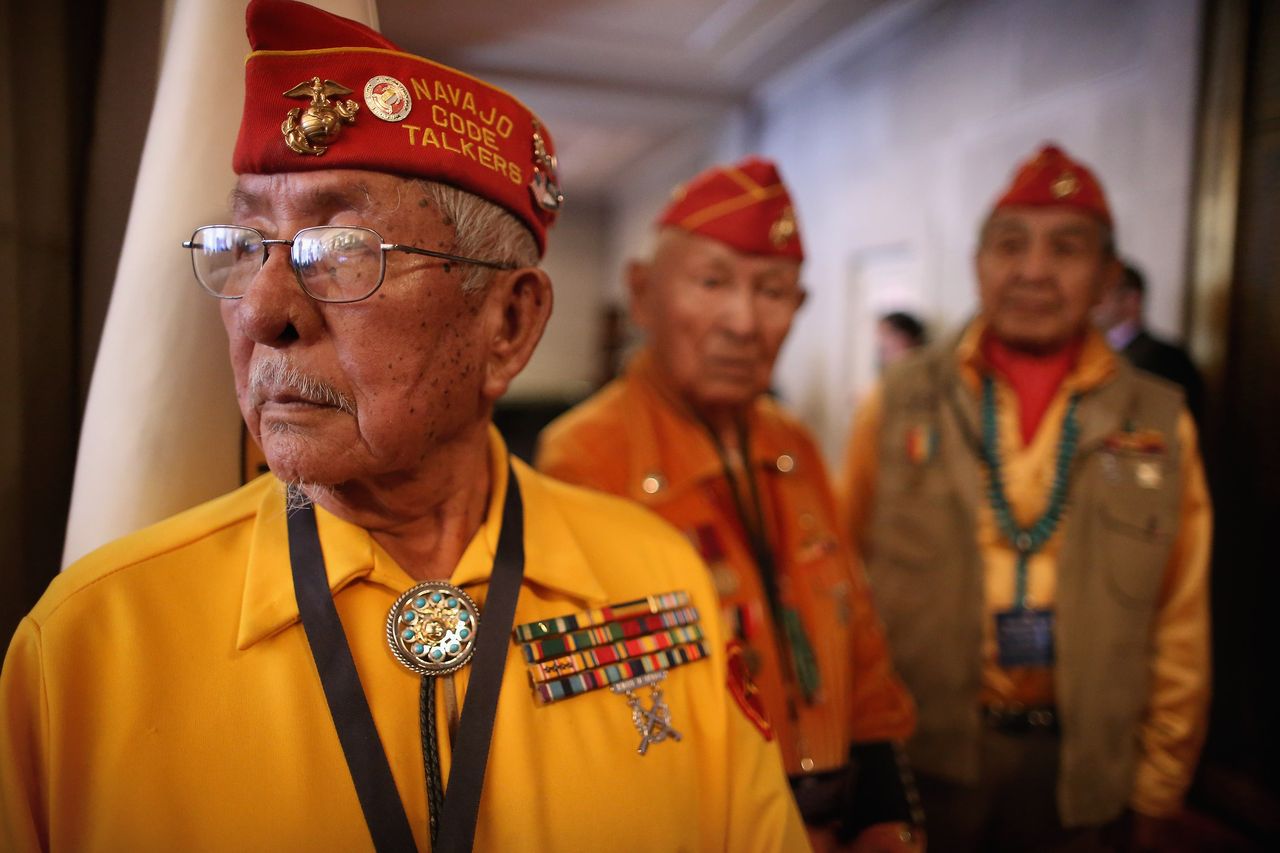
{"left": 538, "top": 351, "right": 916, "bottom": 776}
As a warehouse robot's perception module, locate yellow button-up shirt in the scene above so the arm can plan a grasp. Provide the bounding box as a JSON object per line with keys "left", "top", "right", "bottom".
{"left": 1, "top": 430, "right": 808, "bottom": 851}
{"left": 840, "top": 324, "right": 1212, "bottom": 817}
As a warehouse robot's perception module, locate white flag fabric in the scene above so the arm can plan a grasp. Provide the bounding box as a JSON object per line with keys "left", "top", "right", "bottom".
{"left": 62, "top": 0, "right": 380, "bottom": 567}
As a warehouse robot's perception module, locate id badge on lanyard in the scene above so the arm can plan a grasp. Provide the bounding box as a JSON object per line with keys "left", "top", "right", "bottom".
{"left": 995, "top": 607, "right": 1054, "bottom": 667}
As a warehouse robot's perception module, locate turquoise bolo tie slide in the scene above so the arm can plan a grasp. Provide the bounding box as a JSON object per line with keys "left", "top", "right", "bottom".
{"left": 386, "top": 581, "right": 480, "bottom": 676}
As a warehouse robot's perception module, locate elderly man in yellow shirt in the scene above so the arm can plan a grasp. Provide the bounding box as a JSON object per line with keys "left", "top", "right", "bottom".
{"left": 0, "top": 2, "right": 809, "bottom": 851}
{"left": 841, "top": 143, "right": 1211, "bottom": 851}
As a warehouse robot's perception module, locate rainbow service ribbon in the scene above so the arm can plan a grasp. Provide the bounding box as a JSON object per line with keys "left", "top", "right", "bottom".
{"left": 528, "top": 625, "right": 704, "bottom": 683}
{"left": 513, "top": 590, "right": 691, "bottom": 643}
{"left": 519, "top": 607, "right": 701, "bottom": 663}
{"left": 512, "top": 590, "right": 709, "bottom": 705}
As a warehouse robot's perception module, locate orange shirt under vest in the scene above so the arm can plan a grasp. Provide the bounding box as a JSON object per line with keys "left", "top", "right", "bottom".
{"left": 537, "top": 350, "right": 916, "bottom": 776}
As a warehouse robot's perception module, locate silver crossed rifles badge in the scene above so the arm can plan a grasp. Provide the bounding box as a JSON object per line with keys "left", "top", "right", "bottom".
{"left": 612, "top": 672, "right": 681, "bottom": 755}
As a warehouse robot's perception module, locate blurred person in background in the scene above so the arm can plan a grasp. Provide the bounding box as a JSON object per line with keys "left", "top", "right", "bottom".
{"left": 876, "top": 311, "right": 928, "bottom": 371}
{"left": 538, "top": 157, "right": 922, "bottom": 853}
{"left": 1093, "top": 261, "right": 1205, "bottom": 425}
{"left": 841, "top": 144, "right": 1211, "bottom": 851}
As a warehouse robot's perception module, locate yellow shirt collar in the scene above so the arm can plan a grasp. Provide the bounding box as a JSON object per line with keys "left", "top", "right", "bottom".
{"left": 236, "top": 425, "right": 606, "bottom": 650}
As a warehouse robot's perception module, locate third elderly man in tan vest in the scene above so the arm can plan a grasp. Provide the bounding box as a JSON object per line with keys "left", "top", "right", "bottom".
{"left": 538, "top": 158, "right": 921, "bottom": 852}
{"left": 840, "top": 144, "right": 1212, "bottom": 851}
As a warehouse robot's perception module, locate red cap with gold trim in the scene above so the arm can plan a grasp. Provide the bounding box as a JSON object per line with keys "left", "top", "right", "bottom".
{"left": 656, "top": 157, "right": 804, "bottom": 261}
{"left": 232, "top": 0, "right": 562, "bottom": 255}
{"left": 992, "top": 143, "right": 1112, "bottom": 227}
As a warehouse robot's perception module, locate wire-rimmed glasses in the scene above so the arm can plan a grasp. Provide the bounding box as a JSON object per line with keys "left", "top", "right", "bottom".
{"left": 182, "top": 224, "right": 515, "bottom": 303}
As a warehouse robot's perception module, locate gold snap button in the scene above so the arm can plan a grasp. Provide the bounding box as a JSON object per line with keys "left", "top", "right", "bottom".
{"left": 775, "top": 453, "right": 795, "bottom": 473}
{"left": 641, "top": 473, "right": 664, "bottom": 495}
{"left": 799, "top": 756, "right": 815, "bottom": 772}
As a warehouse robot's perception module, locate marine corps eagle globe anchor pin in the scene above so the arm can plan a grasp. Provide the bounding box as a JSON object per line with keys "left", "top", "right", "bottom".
{"left": 281, "top": 77, "right": 360, "bottom": 156}
{"left": 386, "top": 582, "right": 480, "bottom": 675}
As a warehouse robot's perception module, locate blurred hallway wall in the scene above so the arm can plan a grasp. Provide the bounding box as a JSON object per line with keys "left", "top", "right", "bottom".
{"left": 509, "top": 198, "right": 611, "bottom": 402}
{"left": 605, "top": 0, "right": 1203, "bottom": 462}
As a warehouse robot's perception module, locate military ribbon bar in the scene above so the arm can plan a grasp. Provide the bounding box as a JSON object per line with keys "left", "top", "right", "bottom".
{"left": 519, "top": 606, "right": 701, "bottom": 663}
{"left": 512, "top": 590, "right": 691, "bottom": 643}
{"left": 532, "top": 641, "right": 709, "bottom": 705}
{"left": 528, "top": 624, "right": 704, "bottom": 683}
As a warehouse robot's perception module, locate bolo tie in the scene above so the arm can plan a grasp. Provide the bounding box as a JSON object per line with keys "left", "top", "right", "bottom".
{"left": 287, "top": 464, "right": 526, "bottom": 853}
{"left": 703, "top": 418, "right": 822, "bottom": 704}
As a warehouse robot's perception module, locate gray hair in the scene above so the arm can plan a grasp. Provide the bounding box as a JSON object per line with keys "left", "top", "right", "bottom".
{"left": 417, "top": 180, "right": 539, "bottom": 292}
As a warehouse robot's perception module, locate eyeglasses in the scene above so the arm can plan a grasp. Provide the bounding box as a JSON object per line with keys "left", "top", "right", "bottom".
{"left": 182, "top": 224, "right": 515, "bottom": 303}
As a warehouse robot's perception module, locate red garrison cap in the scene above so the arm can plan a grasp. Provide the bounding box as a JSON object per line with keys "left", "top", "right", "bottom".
{"left": 233, "top": 0, "right": 563, "bottom": 255}
{"left": 992, "top": 143, "right": 1112, "bottom": 227}
{"left": 656, "top": 157, "right": 804, "bottom": 261}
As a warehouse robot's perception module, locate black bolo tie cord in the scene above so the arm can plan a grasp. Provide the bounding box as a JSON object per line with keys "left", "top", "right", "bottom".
{"left": 420, "top": 675, "right": 445, "bottom": 847}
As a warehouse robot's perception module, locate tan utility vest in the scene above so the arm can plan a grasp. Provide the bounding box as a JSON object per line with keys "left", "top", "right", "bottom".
{"left": 865, "top": 340, "right": 1185, "bottom": 826}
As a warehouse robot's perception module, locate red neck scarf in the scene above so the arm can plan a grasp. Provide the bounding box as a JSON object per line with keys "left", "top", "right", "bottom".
{"left": 982, "top": 334, "right": 1084, "bottom": 446}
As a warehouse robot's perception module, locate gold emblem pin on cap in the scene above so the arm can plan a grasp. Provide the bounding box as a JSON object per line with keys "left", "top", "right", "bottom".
{"left": 1050, "top": 171, "right": 1080, "bottom": 199}
{"left": 363, "top": 75, "right": 412, "bottom": 123}
{"left": 281, "top": 77, "right": 360, "bottom": 156}
{"left": 770, "top": 206, "right": 797, "bottom": 248}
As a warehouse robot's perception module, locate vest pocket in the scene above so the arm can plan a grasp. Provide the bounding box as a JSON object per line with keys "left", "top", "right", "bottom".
{"left": 1095, "top": 481, "right": 1176, "bottom": 608}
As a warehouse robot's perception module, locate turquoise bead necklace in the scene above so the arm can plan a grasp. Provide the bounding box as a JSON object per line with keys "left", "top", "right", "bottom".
{"left": 980, "top": 374, "right": 1081, "bottom": 610}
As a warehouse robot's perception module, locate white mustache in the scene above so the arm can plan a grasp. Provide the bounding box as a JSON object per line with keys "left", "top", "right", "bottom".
{"left": 248, "top": 359, "right": 356, "bottom": 415}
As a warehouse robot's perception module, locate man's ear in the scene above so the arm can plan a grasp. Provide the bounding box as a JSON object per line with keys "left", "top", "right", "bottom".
{"left": 625, "top": 259, "right": 652, "bottom": 330}
{"left": 481, "top": 267, "right": 553, "bottom": 403}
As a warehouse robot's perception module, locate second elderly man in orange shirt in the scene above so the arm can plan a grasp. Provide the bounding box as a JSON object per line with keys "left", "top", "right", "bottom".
{"left": 537, "top": 158, "right": 920, "bottom": 851}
